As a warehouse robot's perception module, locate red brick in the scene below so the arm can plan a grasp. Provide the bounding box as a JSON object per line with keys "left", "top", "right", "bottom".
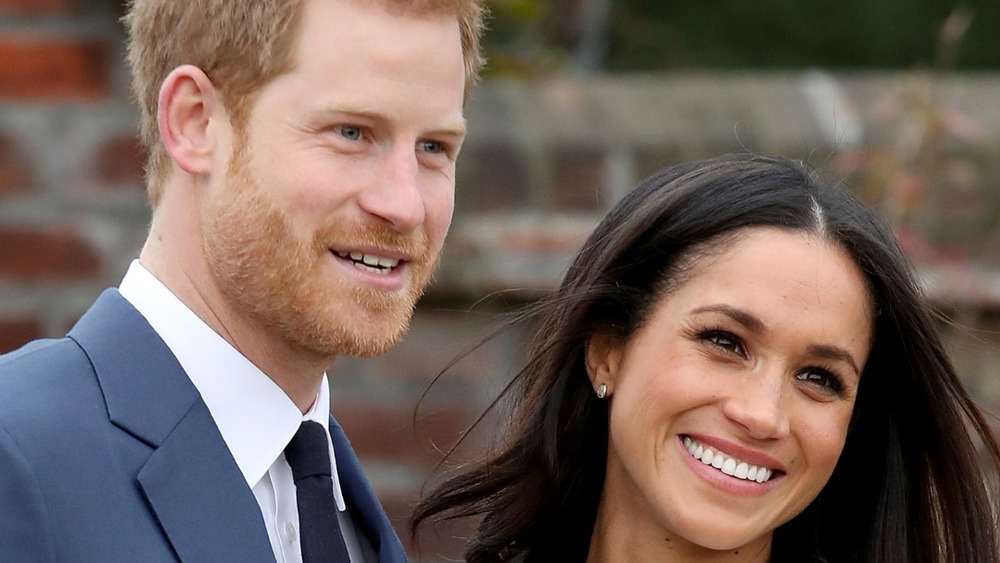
{"left": 0, "top": 36, "right": 109, "bottom": 100}
{"left": 379, "top": 490, "right": 476, "bottom": 561}
{"left": 356, "top": 309, "right": 519, "bottom": 381}
{"left": 0, "top": 134, "right": 35, "bottom": 194}
{"left": 0, "top": 318, "right": 42, "bottom": 353}
{"left": 94, "top": 134, "right": 147, "bottom": 190}
{"left": 0, "top": 0, "right": 72, "bottom": 14}
{"left": 551, "top": 146, "right": 606, "bottom": 211}
{"left": 332, "top": 402, "right": 482, "bottom": 465}
{"left": 460, "top": 144, "right": 530, "bottom": 213}
{"left": 0, "top": 226, "right": 101, "bottom": 281}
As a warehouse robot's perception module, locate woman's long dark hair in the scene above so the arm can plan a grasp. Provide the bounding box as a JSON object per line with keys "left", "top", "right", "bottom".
{"left": 412, "top": 154, "right": 1000, "bottom": 562}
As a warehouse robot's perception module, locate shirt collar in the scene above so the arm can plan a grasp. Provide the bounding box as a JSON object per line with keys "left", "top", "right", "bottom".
{"left": 118, "top": 260, "right": 346, "bottom": 509}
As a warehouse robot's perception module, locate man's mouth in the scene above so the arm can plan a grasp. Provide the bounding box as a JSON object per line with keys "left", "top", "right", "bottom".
{"left": 682, "top": 436, "right": 778, "bottom": 483}
{"left": 333, "top": 251, "right": 402, "bottom": 276}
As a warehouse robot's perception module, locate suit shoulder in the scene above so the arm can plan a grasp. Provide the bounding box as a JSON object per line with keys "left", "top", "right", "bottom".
{"left": 0, "top": 335, "right": 91, "bottom": 385}
{"left": 0, "top": 336, "right": 99, "bottom": 426}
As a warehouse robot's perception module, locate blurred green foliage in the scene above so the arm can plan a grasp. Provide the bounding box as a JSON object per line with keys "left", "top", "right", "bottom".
{"left": 483, "top": 0, "right": 1000, "bottom": 75}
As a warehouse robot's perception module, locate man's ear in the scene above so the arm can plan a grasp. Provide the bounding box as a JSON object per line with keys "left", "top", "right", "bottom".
{"left": 157, "top": 64, "right": 223, "bottom": 175}
{"left": 585, "top": 332, "right": 624, "bottom": 395}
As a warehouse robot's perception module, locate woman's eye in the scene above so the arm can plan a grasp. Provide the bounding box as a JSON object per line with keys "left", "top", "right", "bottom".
{"left": 335, "top": 125, "right": 364, "bottom": 141}
{"left": 795, "top": 369, "right": 843, "bottom": 394}
{"left": 701, "top": 330, "right": 744, "bottom": 356}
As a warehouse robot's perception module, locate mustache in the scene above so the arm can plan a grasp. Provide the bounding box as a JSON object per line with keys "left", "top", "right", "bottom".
{"left": 313, "top": 221, "right": 430, "bottom": 260}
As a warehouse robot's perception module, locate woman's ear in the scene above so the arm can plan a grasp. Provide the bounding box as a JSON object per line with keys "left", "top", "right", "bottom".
{"left": 157, "top": 64, "right": 223, "bottom": 176}
{"left": 585, "top": 332, "right": 624, "bottom": 396}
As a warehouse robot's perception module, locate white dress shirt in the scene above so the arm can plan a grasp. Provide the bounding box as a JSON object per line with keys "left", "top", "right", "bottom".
{"left": 118, "top": 260, "right": 375, "bottom": 563}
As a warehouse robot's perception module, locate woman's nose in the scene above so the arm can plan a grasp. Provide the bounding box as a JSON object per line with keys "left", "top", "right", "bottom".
{"left": 721, "top": 370, "right": 791, "bottom": 440}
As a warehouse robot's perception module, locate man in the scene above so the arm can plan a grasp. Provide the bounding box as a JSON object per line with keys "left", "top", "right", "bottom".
{"left": 0, "top": 0, "right": 485, "bottom": 561}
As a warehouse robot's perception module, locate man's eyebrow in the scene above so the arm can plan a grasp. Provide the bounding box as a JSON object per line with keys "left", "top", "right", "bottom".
{"left": 426, "top": 118, "right": 467, "bottom": 139}
{"left": 689, "top": 304, "right": 765, "bottom": 333}
{"left": 316, "top": 105, "right": 467, "bottom": 137}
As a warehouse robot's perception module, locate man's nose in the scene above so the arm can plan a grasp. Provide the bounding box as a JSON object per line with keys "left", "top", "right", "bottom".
{"left": 357, "top": 147, "right": 425, "bottom": 232}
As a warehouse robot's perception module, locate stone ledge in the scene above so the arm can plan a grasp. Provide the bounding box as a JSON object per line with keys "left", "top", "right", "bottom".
{"left": 442, "top": 72, "right": 1000, "bottom": 304}
{"left": 435, "top": 212, "right": 1000, "bottom": 310}
{"left": 463, "top": 72, "right": 1000, "bottom": 149}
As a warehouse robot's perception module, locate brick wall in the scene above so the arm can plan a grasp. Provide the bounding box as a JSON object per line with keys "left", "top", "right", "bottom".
{"left": 1, "top": 4, "right": 999, "bottom": 562}
{"left": 0, "top": 0, "right": 147, "bottom": 351}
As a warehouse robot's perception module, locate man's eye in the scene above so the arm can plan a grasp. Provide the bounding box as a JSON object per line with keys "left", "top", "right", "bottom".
{"left": 419, "top": 140, "right": 445, "bottom": 155}
{"left": 335, "top": 126, "right": 363, "bottom": 141}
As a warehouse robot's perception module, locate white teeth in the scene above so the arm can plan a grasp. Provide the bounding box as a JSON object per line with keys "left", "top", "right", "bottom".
{"left": 335, "top": 251, "right": 401, "bottom": 274}
{"left": 735, "top": 462, "right": 749, "bottom": 479}
{"left": 721, "top": 458, "right": 737, "bottom": 475}
{"left": 683, "top": 436, "right": 776, "bottom": 484}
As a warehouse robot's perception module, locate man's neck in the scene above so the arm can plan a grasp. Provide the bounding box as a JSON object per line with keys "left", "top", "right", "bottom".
{"left": 139, "top": 217, "right": 330, "bottom": 414}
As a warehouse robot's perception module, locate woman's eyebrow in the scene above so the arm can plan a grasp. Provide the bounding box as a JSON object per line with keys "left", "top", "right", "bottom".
{"left": 689, "top": 304, "right": 765, "bottom": 333}
{"left": 690, "top": 304, "right": 862, "bottom": 375}
{"left": 808, "top": 344, "right": 862, "bottom": 376}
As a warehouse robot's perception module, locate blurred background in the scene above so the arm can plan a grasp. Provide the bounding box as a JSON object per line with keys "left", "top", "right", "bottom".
{"left": 0, "top": 0, "right": 998, "bottom": 560}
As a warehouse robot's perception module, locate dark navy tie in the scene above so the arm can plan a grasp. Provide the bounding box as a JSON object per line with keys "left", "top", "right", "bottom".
{"left": 284, "top": 421, "right": 351, "bottom": 563}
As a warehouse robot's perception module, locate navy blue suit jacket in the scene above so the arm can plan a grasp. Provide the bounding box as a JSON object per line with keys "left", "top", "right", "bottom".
{"left": 0, "top": 290, "right": 408, "bottom": 562}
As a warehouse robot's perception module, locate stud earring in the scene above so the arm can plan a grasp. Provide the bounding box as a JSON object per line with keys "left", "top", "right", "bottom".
{"left": 596, "top": 383, "right": 608, "bottom": 399}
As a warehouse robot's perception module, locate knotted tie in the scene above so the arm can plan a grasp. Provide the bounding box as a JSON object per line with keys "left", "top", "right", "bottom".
{"left": 284, "top": 421, "right": 351, "bottom": 563}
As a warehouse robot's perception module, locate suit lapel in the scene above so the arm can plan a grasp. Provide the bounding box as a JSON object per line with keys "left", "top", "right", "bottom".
{"left": 70, "top": 289, "right": 274, "bottom": 563}
{"left": 329, "top": 418, "right": 408, "bottom": 563}
{"left": 138, "top": 400, "right": 275, "bottom": 563}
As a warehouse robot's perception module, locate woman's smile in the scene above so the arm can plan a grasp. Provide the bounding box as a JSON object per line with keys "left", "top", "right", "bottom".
{"left": 681, "top": 436, "right": 777, "bottom": 484}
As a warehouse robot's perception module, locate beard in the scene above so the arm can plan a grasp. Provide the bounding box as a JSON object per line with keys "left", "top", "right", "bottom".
{"left": 200, "top": 141, "right": 438, "bottom": 359}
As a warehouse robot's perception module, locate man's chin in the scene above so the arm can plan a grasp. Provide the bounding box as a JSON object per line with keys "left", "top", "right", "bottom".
{"left": 275, "top": 279, "right": 425, "bottom": 358}
{"left": 297, "top": 316, "right": 412, "bottom": 359}
{"left": 338, "top": 340, "right": 400, "bottom": 358}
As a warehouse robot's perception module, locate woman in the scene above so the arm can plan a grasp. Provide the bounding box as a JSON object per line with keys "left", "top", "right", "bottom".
{"left": 412, "top": 154, "right": 1000, "bottom": 562}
